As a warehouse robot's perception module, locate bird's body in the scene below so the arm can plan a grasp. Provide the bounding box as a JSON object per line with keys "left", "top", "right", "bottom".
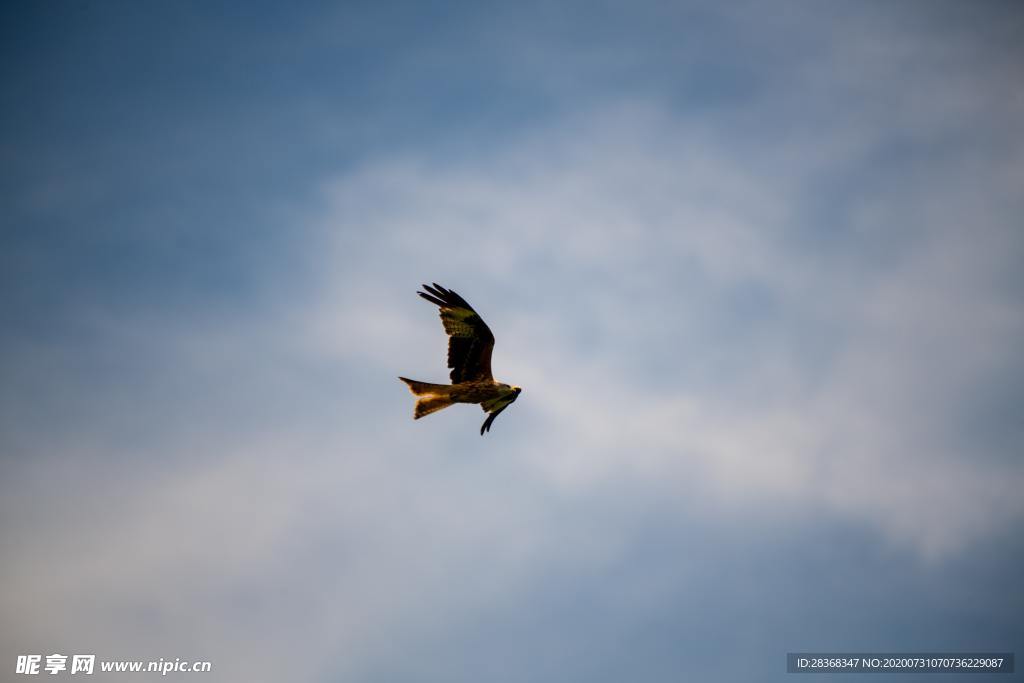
{"left": 399, "top": 283, "right": 522, "bottom": 434}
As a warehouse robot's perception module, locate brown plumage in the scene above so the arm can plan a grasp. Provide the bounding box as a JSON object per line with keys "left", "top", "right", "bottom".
{"left": 399, "top": 283, "right": 522, "bottom": 435}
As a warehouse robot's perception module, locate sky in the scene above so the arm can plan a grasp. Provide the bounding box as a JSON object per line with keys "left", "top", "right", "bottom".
{"left": 2, "top": 1, "right": 1023, "bottom": 681}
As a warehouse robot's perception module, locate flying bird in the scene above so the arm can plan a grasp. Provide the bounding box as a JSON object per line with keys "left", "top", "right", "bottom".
{"left": 399, "top": 283, "right": 522, "bottom": 435}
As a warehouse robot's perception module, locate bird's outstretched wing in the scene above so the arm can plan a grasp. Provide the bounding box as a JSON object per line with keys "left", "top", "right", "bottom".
{"left": 417, "top": 283, "right": 495, "bottom": 383}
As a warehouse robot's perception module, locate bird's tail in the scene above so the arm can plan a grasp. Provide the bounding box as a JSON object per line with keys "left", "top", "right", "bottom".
{"left": 398, "top": 377, "right": 455, "bottom": 419}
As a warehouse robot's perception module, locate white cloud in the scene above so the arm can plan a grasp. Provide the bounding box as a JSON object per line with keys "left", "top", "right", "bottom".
{"left": 302, "top": 93, "right": 1024, "bottom": 558}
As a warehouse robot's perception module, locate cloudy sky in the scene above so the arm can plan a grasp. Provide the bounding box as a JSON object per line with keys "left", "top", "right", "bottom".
{"left": 2, "top": 1, "right": 1023, "bottom": 681}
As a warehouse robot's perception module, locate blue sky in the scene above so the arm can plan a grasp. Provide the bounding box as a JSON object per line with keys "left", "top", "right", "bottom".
{"left": 2, "top": 2, "right": 1023, "bottom": 681}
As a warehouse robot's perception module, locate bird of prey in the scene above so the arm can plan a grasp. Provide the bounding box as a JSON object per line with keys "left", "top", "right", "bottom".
{"left": 399, "top": 283, "right": 522, "bottom": 435}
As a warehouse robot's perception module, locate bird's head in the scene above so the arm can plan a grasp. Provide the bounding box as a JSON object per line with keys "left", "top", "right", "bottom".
{"left": 511, "top": 385, "right": 522, "bottom": 395}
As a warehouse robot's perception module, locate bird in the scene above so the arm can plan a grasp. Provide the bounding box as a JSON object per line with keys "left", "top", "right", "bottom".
{"left": 399, "top": 283, "right": 522, "bottom": 435}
